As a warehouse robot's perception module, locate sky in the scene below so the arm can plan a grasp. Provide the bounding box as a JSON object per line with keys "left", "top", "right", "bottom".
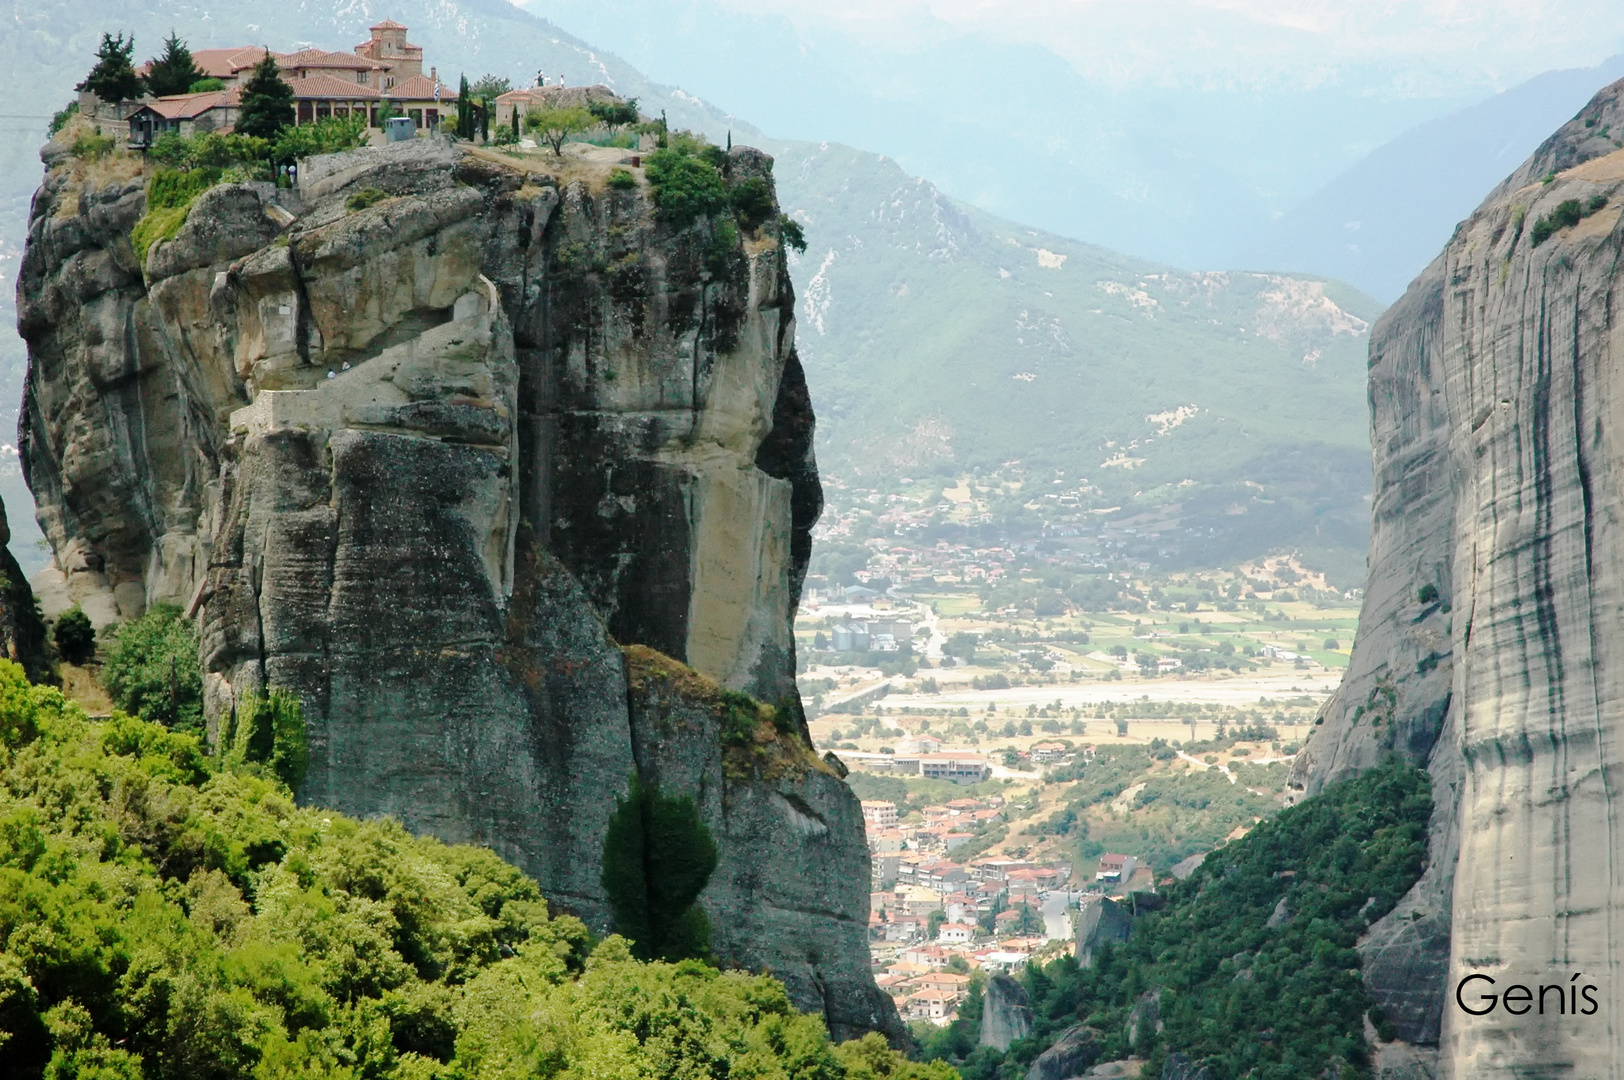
{"left": 673, "top": 0, "right": 1624, "bottom": 94}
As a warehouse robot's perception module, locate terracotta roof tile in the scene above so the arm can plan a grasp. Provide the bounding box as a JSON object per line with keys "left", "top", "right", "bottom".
{"left": 286, "top": 74, "right": 382, "bottom": 99}
{"left": 386, "top": 75, "right": 454, "bottom": 102}
{"left": 371, "top": 19, "right": 408, "bottom": 30}
{"left": 137, "top": 89, "right": 240, "bottom": 120}
{"left": 280, "top": 49, "right": 380, "bottom": 71}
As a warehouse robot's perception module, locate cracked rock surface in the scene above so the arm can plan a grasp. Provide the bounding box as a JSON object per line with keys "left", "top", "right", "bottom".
{"left": 16, "top": 136, "right": 898, "bottom": 1042}
{"left": 1293, "top": 78, "right": 1624, "bottom": 1076}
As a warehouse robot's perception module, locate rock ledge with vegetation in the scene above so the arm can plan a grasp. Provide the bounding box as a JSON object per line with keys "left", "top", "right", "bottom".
{"left": 15, "top": 124, "right": 898, "bottom": 1041}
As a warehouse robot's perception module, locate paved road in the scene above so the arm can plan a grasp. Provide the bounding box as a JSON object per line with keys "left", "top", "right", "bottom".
{"left": 1041, "top": 889, "right": 1088, "bottom": 942}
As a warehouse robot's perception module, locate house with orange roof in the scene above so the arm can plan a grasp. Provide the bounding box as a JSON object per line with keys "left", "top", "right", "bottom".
{"left": 902, "top": 988, "right": 960, "bottom": 1022}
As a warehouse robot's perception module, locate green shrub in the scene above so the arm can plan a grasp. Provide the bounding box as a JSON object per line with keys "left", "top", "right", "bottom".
{"left": 346, "top": 187, "right": 389, "bottom": 211}
{"left": 644, "top": 146, "right": 728, "bottom": 227}
{"left": 69, "top": 131, "right": 114, "bottom": 159}
{"left": 607, "top": 167, "right": 637, "bottom": 190}
{"left": 1416, "top": 582, "right": 1439, "bottom": 604}
{"left": 48, "top": 102, "right": 77, "bottom": 137}
{"left": 224, "top": 689, "right": 309, "bottom": 790}
{"left": 130, "top": 205, "right": 189, "bottom": 266}
{"left": 51, "top": 609, "right": 95, "bottom": 666}
{"left": 600, "top": 775, "right": 718, "bottom": 962}
{"left": 147, "top": 165, "right": 222, "bottom": 209}
{"left": 780, "top": 213, "right": 808, "bottom": 253}
{"left": 100, "top": 604, "right": 202, "bottom": 732}
{"left": 271, "top": 114, "right": 368, "bottom": 163}
{"left": 729, "top": 176, "right": 775, "bottom": 230}
{"left": 1531, "top": 197, "right": 1594, "bottom": 246}
{"left": 188, "top": 77, "right": 224, "bottom": 93}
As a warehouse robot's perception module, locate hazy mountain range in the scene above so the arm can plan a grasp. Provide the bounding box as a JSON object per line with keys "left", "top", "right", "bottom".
{"left": 3, "top": 0, "right": 1621, "bottom": 580}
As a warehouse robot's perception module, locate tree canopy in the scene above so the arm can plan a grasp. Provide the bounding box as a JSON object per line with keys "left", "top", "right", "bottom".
{"left": 0, "top": 662, "right": 948, "bottom": 1080}
{"left": 101, "top": 604, "right": 203, "bottom": 733}
{"left": 524, "top": 105, "right": 595, "bottom": 156}
{"left": 144, "top": 31, "right": 203, "bottom": 97}
{"left": 235, "top": 51, "right": 294, "bottom": 141}
{"left": 76, "top": 32, "right": 144, "bottom": 103}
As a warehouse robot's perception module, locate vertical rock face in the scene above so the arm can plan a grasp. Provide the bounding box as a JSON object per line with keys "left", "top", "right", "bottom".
{"left": 1295, "top": 79, "right": 1624, "bottom": 1076}
{"left": 980, "top": 973, "right": 1033, "bottom": 1050}
{"left": 16, "top": 135, "right": 897, "bottom": 1042}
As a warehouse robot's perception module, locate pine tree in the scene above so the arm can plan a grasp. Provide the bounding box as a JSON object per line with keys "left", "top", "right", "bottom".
{"left": 236, "top": 50, "right": 294, "bottom": 140}
{"left": 145, "top": 31, "right": 203, "bottom": 97}
{"left": 76, "top": 32, "right": 145, "bottom": 104}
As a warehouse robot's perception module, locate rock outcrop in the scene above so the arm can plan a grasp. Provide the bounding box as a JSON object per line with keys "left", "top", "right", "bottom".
{"left": 1024, "top": 1025, "right": 1102, "bottom": 1080}
{"left": 979, "top": 972, "right": 1032, "bottom": 1050}
{"left": 0, "top": 496, "right": 50, "bottom": 684}
{"left": 1292, "top": 77, "right": 1624, "bottom": 1076}
{"left": 16, "top": 134, "right": 898, "bottom": 1041}
{"left": 1075, "top": 894, "right": 1133, "bottom": 967}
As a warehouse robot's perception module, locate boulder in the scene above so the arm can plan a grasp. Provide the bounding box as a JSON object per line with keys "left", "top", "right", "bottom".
{"left": 1024, "top": 1025, "right": 1101, "bottom": 1080}
{"left": 980, "top": 973, "right": 1032, "bottom": 1050}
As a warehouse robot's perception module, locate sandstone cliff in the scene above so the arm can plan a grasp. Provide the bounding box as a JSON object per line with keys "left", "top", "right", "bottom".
{"left": 17, "top": 134, "right": 899, "bottom": 1041}
{"left": 1293, "top": 78, "right": 1624, "bottom": 1076}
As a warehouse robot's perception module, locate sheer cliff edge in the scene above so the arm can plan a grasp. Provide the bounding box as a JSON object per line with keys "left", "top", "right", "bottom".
{"left": 1292, "top": 79, "right": 1624, "bottom": 1077}
{"left": 16, "top": 134, "right": 903, "bottom": 1043}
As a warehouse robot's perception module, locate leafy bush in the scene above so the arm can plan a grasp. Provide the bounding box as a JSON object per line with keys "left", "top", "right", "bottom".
{"left": 69, "top": 131, "right": 115, "bottom": 159}
{"left": 223, "top": 689, "right": 309, "bottom": 790}
{"left": 730, "top": 176, "right": 776, "bottom": 231}
{"left": 1529, "top": 196, "right": 1608, "bottom": 247}
{"left": 100, "top": 604, "right": 202, "bottom": 731}
{"left": 147, "top": 166, "right": 223, "bottom": 210}
{"left": 187, "top": 77, "right": 224, "bottom": 93}
{"left": 131, "top": 206, "right": 189, "bottom": 265}
{"left": 943, "top": 759, "right": 1431, "bottom": 1080}
{"left": 48, "top": 102, "right": 77, "bottom": 137}
{"left": 51, "top": 608, "right": 95, "bottom": 666}
{"left": 0, "top": 664, "right": 939, "bottom": 1080}
{"left": 644, "top": 146, "right": 729, "bottom": 227}
{"left": 607, "top": 166, "right": 637, "bottom": 190}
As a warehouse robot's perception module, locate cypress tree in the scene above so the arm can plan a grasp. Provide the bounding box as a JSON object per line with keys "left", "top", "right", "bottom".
{"left": 456, "top": 74, "right": 473, "bottom": 139}
{"left": 145, "top": 30, "right": 204, "bottom": 97}
{"left": 600, "top": 774, "right": 718, "bottom": 961}
{"left": 236, "top": 50, "right": 295, "bottom": 140}
{"left": 76, "top": 32, "right": 145, "bottom": 103}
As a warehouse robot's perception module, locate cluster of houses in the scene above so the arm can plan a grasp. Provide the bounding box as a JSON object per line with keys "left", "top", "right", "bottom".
{"left": 868, "top": 861, "right": 1069, "bottom": 1022}
{"left": 859, "top": 796, "right": 1092, "bottom": 1023}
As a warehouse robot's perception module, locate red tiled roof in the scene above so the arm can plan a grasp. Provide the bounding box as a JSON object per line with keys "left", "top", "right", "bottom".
{"left": 136, "top": 89, "right": 241, "bottom": 120}
{"left": 371, "top": 19, "right": 408, "bottom": 30}
{"left": 387, "top": 75, "right": 454, "bottom": 102}
{"left": 286, "top": 74, "right": 382, "bottom": 100}
{"left": 280, "top": 48, "right": 380, "bottom": 71}
{"left": 188, "top": 47, "right": 271, "bottom": 78}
